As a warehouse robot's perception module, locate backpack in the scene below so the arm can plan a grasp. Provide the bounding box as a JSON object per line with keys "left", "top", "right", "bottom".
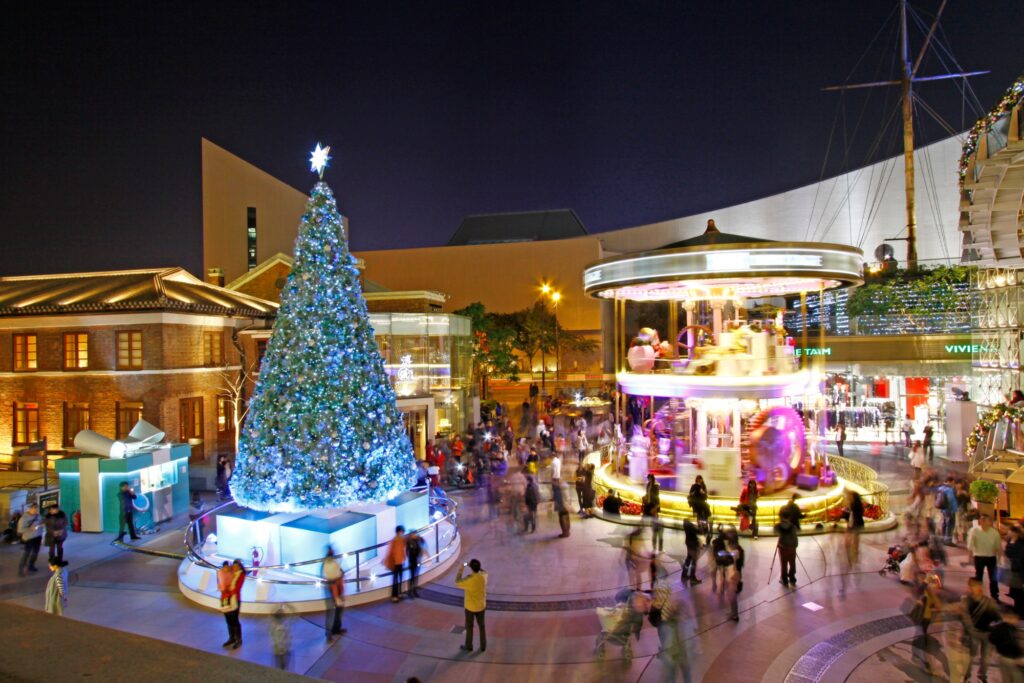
{"left": 935, "top": 490, "right": 948, "bottom": 510}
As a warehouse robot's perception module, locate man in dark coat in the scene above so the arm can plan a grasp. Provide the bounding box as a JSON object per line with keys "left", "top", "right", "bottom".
{"left": 116, "top": 481, "right": 141, "bottom": 542}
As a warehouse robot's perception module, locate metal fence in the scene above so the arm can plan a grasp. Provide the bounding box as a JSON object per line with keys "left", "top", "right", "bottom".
{"left": 828, "top": 454, "right": 890, "bottom": 515}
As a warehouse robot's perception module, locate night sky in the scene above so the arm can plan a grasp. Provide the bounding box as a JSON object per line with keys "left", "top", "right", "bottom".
{"left": 1, "top": 1, "right": 1020, "bottom": 276}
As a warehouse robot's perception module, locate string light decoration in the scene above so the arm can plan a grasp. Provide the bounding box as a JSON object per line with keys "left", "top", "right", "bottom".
{"left": 959, "top": 74, "right": 1024, "bottom": 188}
{"left": 231, "top": 155, "right": 416, "bottom": 512}
{"left": 966, "top": 403, "right": 1024, "bottom": 460}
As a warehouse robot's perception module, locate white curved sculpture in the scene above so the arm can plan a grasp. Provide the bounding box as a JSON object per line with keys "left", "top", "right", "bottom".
{"left": 74, "top": 419, "right": 166, "bottom": 458}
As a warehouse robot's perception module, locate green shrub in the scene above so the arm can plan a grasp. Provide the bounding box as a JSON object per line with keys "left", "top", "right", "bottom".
{"left": 970, "top": 479, "right": 999, "bottom": 504}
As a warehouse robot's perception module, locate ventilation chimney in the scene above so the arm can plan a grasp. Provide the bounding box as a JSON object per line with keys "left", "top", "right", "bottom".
{"left": 207, "top": 267, "right": 225, "bottom": 287}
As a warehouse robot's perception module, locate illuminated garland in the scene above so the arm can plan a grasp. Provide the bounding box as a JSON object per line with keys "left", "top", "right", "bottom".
{"left": 965, "top": 403, "right": 1024, "bottom": 459}
{"left": 959, "top": 74, "right": 1024, "bottom": 189}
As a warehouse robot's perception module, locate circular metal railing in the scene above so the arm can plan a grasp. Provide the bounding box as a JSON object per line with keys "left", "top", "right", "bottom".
{"left": 183, "top": 486, "right": 459, "bottom": 588}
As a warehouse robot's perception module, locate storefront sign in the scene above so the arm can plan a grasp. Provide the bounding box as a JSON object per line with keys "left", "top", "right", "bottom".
{"left": 795, "top": 347, "right": 832, "bottom": 357}
{"left": 944, "top": 344, "right": 992, "bottom": 354}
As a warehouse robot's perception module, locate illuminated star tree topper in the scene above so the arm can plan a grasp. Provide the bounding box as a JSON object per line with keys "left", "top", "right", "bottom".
{"left": 309, "top": 143, "right": 332, "bottom": 179}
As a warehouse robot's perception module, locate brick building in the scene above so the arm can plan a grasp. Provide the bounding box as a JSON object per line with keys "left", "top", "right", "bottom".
{"left": 0, "top": 268, "right": 276, "bottom": 465}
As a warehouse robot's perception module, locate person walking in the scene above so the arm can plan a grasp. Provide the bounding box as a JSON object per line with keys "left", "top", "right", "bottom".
{"left": 116, "top": 481, "right": 141, "bottom": 542}
{"left": 44, "top": 504, "right": 68, "bottom": 564}
{"left": 988, "top": 609, "right": 1024, "bottom": 683}
{"left": 456, "top": 559, "right": 487, "bottom": 653}
{"left": 322, "top": 549, "right": 346, "bottom": 638}
{"left": 652, "top": 567, "right": 692, "bottom": 683}
{"left": 18, "top": 502, "right": 44, "bottom": 576}
{"left": 1008, "top": 525, "right": 1024, "bottom": 618}
{"left": 969, "top": 514, "right": 1003, "bottom": 600}
{"left": 910, "top": 573, "right": 942, "bottom": 674}
{"left": 922, "top": 424, "right": 935, "bottom": 463}
{"left": 269, "top": 608, "right": 292, "bottom": 671}
{"left": 681, "top": 520, "right": 703, "bottom": 585}
{"left": 575, "top": 466, "right": 587, "bottom": 515}
{"left": 910, "top": 441, "right": 925, "bottom": 478}
{"left": 936, "top": 477, "right": 958, "bottom": 544}
{"left": 644, "top": 474, "right": 663, "bottom": 552}
{"left": 725, "top": 538, "right": 744, "bottom": 622}
{"left": 550, "top": 451, "right": 562, "bottom": 485}
{"left": 523, "top": 474, "right": 539, "bottom": 533}
{"left": 553, "top": 481, "right": 571, "bottom": 538}
{"left": 774, "top": 516, "right": 799, "bottom": 587}
{"left": 406, "top": 530, "right": 425, "bottom": 598}
{"left": 44, "top": 558, "right": 68, "bottom": 615}
{"left": 739, "top": 478, "right": 759, "bottom": 539}
{"left": 386, "top": 526, "right": 407, "bottom": 602}
{"left": 961, "top": 576, "right": 1001, "bottom": 682}
{"left": 222, "top": 559, "right": 246, "bottom": 649}
{"left": 836, "top": 420, "right": 846, "bottom": 456}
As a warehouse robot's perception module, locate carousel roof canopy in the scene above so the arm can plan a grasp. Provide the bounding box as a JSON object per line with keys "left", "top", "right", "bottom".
{"left": 584, "top": 221, "right": 863, "bottom": 302}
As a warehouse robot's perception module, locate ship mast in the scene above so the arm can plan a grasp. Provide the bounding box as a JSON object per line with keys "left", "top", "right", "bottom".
{"left": 823, "top": 0, "right": 987, "bottom": 271}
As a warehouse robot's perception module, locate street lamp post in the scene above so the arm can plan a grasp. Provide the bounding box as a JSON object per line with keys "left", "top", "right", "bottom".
{"left": 551, "top": 291, "right": 561, "bottom": 387}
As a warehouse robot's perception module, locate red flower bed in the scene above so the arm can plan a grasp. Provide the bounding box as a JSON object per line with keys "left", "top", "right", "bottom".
{"left": 595, "top": 496, "right": 644, "bottom": 516}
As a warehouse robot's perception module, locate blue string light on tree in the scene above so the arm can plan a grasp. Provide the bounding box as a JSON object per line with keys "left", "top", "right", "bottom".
{"left": 230, "top": 144, "right": 416, "bottom": 512}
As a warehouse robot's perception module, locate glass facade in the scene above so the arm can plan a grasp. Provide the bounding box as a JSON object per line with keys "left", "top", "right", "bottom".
{"left": 368, "top": 313, "right": 473, "bottom": 438}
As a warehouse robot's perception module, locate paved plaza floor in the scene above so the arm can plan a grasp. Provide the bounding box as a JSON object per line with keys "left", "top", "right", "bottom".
{"left": 0, "top": 446, "right": 1005, "bottom": 682}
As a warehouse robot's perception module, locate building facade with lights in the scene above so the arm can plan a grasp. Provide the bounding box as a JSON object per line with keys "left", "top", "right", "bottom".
{"left": 0, "top": 268, "right": 276, "bottom": 466}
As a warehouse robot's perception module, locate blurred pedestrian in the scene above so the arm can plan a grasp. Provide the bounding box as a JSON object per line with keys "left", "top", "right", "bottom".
{"left": 43, "top": 503, "right": 68, "bottom": 564}
{"left": 836, "top": 420, "right": 846, "bottom": 456}
{"left": 322, "top": 549, "right": 346, "bottom": 638}
{"left": 406, "top": 530, "right": 425, "bottom": 597}
{"left": 270, "top": 608, "right": 292, "bottom": 670}
{"left": 523, "top": 474, "right": 539, "bottom": 533}
{"left": 652, "top": 567, "right": 691, "bottom": 683}
{"left": 386, "top": 526, "right": 407, "bottom": 603}
{"left": 681, "top": 520, "right": 703, "bottom": 586}
{"left": 910, "top": 572, "right": 941, "bottom": 674}
{"left": 17, "top": 502, "right": 43, "bottom": 576}
{"left": 910, "top": 441, "right": 925, "bottom": 478}
{"left": 1007, "top": 525, "right": 1024, "bottom": 618}
{"left": 961, "top": 577, "right": 1000, "bottom": 682}
{"left": 553, "top": 481, "right": 571, "bottom": 538}
{"left": 644, "top": 474, "right": 663, "bottom": 552}
{"left": 988, "top": 608, "right": 1024, "bottom": 683}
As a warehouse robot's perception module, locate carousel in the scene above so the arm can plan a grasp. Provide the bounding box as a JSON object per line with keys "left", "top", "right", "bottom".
{"left": 583, "top": 222, "right": 870, "bottom": 528}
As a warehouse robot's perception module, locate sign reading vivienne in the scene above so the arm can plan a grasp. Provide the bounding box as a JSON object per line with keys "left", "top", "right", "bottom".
{"left": 944, "top": 344, "right": 992, "bottom": 354}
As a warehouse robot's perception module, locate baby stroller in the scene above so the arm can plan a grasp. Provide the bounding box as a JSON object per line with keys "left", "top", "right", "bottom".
{"left": 879, "top": 544, "right": 906, "bottom": 577}
{"left": 594, "top": 588, "right": 651, "bottom": 664}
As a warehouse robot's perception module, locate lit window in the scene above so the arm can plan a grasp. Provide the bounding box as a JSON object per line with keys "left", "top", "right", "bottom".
{"left": 246, "top": 207, "right": 257, "bottom": 270}
{"left": 63, "top": 402, "right": 90, "bottom": 447}
{"left": 203, "top": 332, "right": 223, "bottom": 366}
{"left": 13, "top": 334, "right": 37, "bottom": 371}
{"left": 116, "top": 402, "right": 143, "bottom": 440}
{"left": 180, "top": 397, "right": 204, "bottom": 441}
{"left": 217, "top": 398, "right": 232, "bottom": 432}
{"left": 116, "top": 331, "right": 143, "bottom": 369}
{"left": 63, "top": 333, "right": 88, "bottom": 370}
{"left": 13, "top": 402, "right": 39, "bottom": 446}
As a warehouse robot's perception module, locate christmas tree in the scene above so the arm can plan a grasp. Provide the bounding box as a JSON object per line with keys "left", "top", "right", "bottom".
{"left": 231, "top": 145, "right": 416, "bottom": 512}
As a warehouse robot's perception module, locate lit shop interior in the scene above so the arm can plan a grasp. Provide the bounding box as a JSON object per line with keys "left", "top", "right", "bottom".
{"left": 369, "top": 313, "right": 473, "bottom": 459}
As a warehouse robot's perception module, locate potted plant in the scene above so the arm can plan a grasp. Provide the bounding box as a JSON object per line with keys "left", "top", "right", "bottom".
{"left": 970, "top": 479, "right": 999, "bottom": 518}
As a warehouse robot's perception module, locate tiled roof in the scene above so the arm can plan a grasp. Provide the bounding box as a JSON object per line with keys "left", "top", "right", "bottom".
{"left": 0, "top": 268, "right": 277, "bottom": 318}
